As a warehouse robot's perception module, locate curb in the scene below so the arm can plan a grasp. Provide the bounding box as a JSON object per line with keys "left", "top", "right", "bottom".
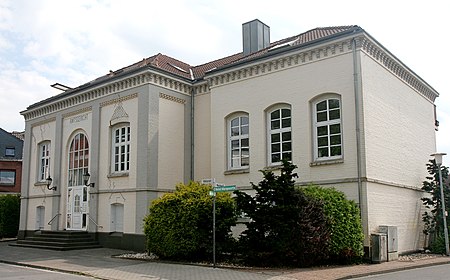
{"left": 337, "top": 259, "right": 450, "bottom": 279}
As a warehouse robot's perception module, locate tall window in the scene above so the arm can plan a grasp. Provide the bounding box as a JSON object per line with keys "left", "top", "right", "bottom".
{"left": 112, "top": 125, "right": 130, "bottom": 172}
{"left": 228, "top": 115, "right": 249, "bottom": 169}
{"left": 68, "top": 133, "right": 89, "bottom": 186}
{"left": 38, "top": 142, "right": 51, "bottom": 181}
{"left": 268, "top": 107, "right": 292, "bottom": 165}
{"left": 314, "top": 98, "right": 342, "bottom": 160}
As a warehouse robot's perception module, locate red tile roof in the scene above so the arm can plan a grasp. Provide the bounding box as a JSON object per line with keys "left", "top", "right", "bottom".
{"left": 101, "top": 25, "right": 358, "bottom": 82}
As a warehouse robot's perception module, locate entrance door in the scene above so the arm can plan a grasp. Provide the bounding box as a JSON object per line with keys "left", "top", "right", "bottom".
{"left": 66, "top": 133, "right": 89, "bottom": 230}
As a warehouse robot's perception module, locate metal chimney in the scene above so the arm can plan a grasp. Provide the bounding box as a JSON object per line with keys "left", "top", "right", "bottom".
{"left": 242, "top": 19, "right": 270, "bottom": 56}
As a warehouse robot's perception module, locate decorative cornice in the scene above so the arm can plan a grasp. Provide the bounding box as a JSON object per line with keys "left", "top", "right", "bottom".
{"left": 100, "top": 93, "right": 138, "bottom": 107}
{"left": 159, "top": 93, "right": 186, "bottom": 104}
{"left": 207, "top": 39, "right": 353, "bottom": 88}
{"left": 360, "top": 37, "right": 438, "bottom": 102}
{"left": 62, "top": 106, "right": 92, "bottom": 119}
{"left": 23, "top": 71, "right": 192, "bottom": 122}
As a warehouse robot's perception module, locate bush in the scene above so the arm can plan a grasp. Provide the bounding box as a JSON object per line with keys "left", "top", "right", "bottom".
{"left": 234, "top": 161, "right": 330, "bottom": 267}
{"left": 143, "top": 181, "right": 237, "bottom": 261}
{"left": 0, "top": 194, "right": 21, "bottom": 238}
{"left": 301, "top": 186, "right": 364, "bottom": 263}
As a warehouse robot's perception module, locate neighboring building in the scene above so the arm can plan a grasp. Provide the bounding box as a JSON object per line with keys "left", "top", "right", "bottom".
{"left": 0, "top": 128, "right": 24, "bottom": 194}
{"left": 19, "top": 20, "right": 439, "bottom": 253}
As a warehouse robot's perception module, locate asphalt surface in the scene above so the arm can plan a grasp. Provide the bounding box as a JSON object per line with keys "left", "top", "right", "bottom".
{"left": 1, "top": 240, "right": 450, "bottom": 280}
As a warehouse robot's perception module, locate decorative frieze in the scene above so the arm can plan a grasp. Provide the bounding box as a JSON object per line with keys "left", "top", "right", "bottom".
{"left": 100, "top": 93, "right": 138, "bottom": 107}
{"left": 159, "top": 93, "right": 186, "bottom": 104}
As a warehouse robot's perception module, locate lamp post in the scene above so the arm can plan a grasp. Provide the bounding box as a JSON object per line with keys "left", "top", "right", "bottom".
{"left": 431, "top": 152, "right": 449, "bottom": 256}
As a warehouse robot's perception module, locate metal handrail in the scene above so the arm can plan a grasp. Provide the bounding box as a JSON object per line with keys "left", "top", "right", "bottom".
{"left": 87, "top": 214, "right": 103, "bottom": 229}
{"left": 48, "top": 213, "right": 61, "bottom": 225}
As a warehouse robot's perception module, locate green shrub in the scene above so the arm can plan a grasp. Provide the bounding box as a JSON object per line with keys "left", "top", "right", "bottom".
{"left": 0, "top": 194, "right": 21, "bottom": 238}
{"left": 235, "top": 161, "right": 330, "bottom": 267}
{"left": 301, "top": 186, "right": 364, "bottom": 263}
{"left": 143, "top": 181, "right": 237, "bottom": 261}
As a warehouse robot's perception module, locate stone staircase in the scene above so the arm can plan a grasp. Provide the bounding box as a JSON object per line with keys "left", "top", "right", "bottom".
{"left": 11, "top": 230, "right": 102, "bottom": 251}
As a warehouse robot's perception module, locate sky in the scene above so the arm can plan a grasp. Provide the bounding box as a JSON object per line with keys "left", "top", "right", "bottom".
{"left": 0, "top": 0, "right": 449, "bottom": 165}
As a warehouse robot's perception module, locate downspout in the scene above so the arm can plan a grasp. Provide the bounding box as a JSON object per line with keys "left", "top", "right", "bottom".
{"left": 190, "top": 86, "right": 195, "bottom": 181}
{"left": 352, "top": 37, "right": 364, "bottom": 217}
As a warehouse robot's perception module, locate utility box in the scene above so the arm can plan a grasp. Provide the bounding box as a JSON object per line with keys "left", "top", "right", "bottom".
{"left": 379, "top": 225, "right": 398, "bottom": 261}
{"left": 371, "top": 233, "right": 387, "bottom": 263}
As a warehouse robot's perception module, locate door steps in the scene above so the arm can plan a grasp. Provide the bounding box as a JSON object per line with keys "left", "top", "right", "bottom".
{"left": 11, "top": 230, "right": 101, "bottom": 251}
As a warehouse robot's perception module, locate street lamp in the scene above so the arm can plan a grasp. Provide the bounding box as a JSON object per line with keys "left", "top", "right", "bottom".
{"left": 431, "top": 152, "right": 449, "bottom": 256}
{"left": 83, "top": 172, "right": 95, "bottom": 188}
{"left": 46, "top": 176, "right": 57, "bottom": 191}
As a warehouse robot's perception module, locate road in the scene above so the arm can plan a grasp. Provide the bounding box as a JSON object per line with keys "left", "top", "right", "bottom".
{"left": 0, "top": 263, "right": 95, "bottom": 280}
{"left": 354, "top": 263, "right": 450, "bottom": 280}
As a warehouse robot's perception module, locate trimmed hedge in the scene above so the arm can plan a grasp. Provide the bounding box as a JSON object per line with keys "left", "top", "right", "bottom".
{"left": 143, "top": 181, "right": 237, "bottom": 261}
{"left": 301, "top": 186, "right": 364, "bottom": 263}
{"left": 0, "top": 194, "right": 20, "bottom": 238}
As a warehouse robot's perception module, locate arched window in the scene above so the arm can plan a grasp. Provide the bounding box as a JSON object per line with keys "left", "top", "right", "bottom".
{"left": 313, "top": 97, "right": 342, "bottom": 160}
{"left": 228, "top": 114, "right": 249, "bottom": 169}
{"left": 267, "top": 105, "right": 292, "bottom": 165}
{"left": 111, "top": 124, "right": 130, "bottom": 173}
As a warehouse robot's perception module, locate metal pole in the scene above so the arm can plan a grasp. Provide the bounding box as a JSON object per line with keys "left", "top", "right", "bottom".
{"left": 213, "top": 192, "right": 216, "bottom": 268}
{"left": 438, "top": 165, "right": 450, "bottom": 256}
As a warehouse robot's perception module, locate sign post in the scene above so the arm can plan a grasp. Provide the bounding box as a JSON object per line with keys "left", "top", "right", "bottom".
{"left": 201, "top": 179, "right": 237, "bottom": 268}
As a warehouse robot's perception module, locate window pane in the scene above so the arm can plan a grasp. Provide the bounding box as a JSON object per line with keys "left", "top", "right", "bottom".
{"left": 330, "top": 124, "right": 341, "bottom": 134}
{"left": 318, "top": 136, "right": 328, "bottom": 147}
{"left": 282, "top": 118, "right": 291, "bottom": 128}
{"left": 241, "top": 125, "right": 249, "bottom": 135}
{"left": 241, "top": 138, "right": 249, "bottom": 147}
{"left": 241, "top": 117, "right": 249, "bottom": 125}
{"left": 231, "top": 140, "right": 239, "bottom": 149}
{"left": 272, "top": 153, "right": 281, "bottom": 163}
{"left": 282, "top": 142, "right": 291, "bottom": 152}
{"left": 317, "top": 126, "right": 328, "bottom": 136}
{"left": 272, "top": 143, "right": 281, "bottom": 153}
{"left": 232, "top": 149, "right": 240, "bottom": 157}
{"left": 271, "top": 133, "right": 280, "bottom": 143}
{"left": 242, "top": 148, "right": 249, "bottom": 156}
{"left": 231, "top": 118, "right": 239, "bottom": 127}
{"left": 331, "top": 146, "right": 342, "bottom": 156}
{"left": 329, "top": 109, "right": 340, "bottom": 120}
{"left": 241, "top": 157, "right": 249, "bottom": 166}
{"left": 317, "top": 112, "right": 327, "bottom": 122}
{"left": 316, "top": 101, "right": 327, "bottom": 111}
{"left": 231, "top": 127, "right": 239, "bottom": 136}
{"left": 5, "top": 148, "right": 15, "bottom": 156}
{"left": 281, "top": 109, "right": 291, "bottom": 118}
{"left": 282, "top": 152, "right": 292, "bottom": 161}
{"left": 271, "top": 110, "right": 280, "bottom": 120}
{"left": 271, "top": 120, "right": 280, "bottom": 130}
{"left": 329, "top": 99, "right": 340, "bottom": 109}
{"left": 0, "top": 171, "right": 15, "bottom": 184}
{"left": 282, "top": 132, "right": 291, "bottom": 141}
{"left": 330, "top": 135, "right": 341, "bottom": 145}
{"left": 318, "top": 148, "right": 329, "bottom": 157}
{"left": 115, "top": 130, "right": 119, "bottom": 143}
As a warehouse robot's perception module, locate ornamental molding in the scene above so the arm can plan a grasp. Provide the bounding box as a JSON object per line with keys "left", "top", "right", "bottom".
{"left": 23, "top": 71, "right": 192, "bottom": 121}
{"left": 100, "top": 93, "right": 138, "bottom": 107}
{"left": 360, "top": 37, "right": 438, "bottom": 102}
{"left": 159, "top": 93, "right": 186, "bottom": 104}
{"left": 62, "top": 106, "right": 92, "bottom": 119}
{"left": 206, "top": 39, "right": 354, "bottom": 88}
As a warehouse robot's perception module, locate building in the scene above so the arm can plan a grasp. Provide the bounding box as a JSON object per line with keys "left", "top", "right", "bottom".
{"left": 18, "top": 20, "right": 439, "bottom": 253}
{"left": 0, "top": 128, "right": 24, "bottom": 194}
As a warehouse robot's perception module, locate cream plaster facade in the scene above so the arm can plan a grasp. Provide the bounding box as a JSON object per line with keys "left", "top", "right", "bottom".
{"left": 19, "top": 24, "right": 439, "bottom": 253}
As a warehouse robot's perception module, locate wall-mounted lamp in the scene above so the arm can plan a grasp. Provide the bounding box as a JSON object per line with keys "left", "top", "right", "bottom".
{"left": 83, "top": 172, "right": 95, "bottom": 188}
{"left": 46, "top": 176, "right": 57, "bottom": 191}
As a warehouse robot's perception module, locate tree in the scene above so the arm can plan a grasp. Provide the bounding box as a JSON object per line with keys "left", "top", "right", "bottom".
{"left": 421, "top": 159, "right": 450, "bottom": 253}
{"left": 234, "top": 160, "right": 330, "bottom": 267}
{"left": 143, "top": 181, "right": 237, "bottom": 261}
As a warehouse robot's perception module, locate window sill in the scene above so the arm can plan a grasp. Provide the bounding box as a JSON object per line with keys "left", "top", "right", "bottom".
{"left": 310, "top": 159, "right": 344, "bottom": 167}
{"left": 34, "top": 181, "right": 48, "bottom": 187}
{"left": 263, "top": 164, "right": 283, "bottom": 171}
{"left": 224, "top": 168, "right": 250, "bottom": 175}
{"left": 107, "top": 172, "right": 129, "bottom": 178}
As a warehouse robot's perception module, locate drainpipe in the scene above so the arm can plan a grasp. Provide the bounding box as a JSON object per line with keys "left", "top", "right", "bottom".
{"left": 190, "top": 86, "right": 195, "bottom": 181}
{"left": 352, "top": 37, "right": 364, "bottom": 217}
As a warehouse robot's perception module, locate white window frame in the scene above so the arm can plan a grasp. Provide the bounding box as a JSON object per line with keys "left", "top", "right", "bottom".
{"left": 38, "top": 141, "right": 51, "bottom": 182}
{"left": 313, "top": 97, "right": 343, "bottom": 161}
{"left": 227, "top": 114, "right": 249, "bottom": 170}
{"left": 267, "top": 106, "right": 292, "bottom": 166}
{"left": 111, "top": 124, "right": 130, "bottom": 173}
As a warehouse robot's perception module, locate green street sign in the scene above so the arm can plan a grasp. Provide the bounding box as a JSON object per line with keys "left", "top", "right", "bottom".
{"left": 214, "top": 185, "right": 236, "bottom": 192}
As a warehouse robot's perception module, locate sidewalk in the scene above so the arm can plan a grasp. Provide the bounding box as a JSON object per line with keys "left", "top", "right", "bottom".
{"left": 1, "top": 240, "right": 450, "bottom": 280}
